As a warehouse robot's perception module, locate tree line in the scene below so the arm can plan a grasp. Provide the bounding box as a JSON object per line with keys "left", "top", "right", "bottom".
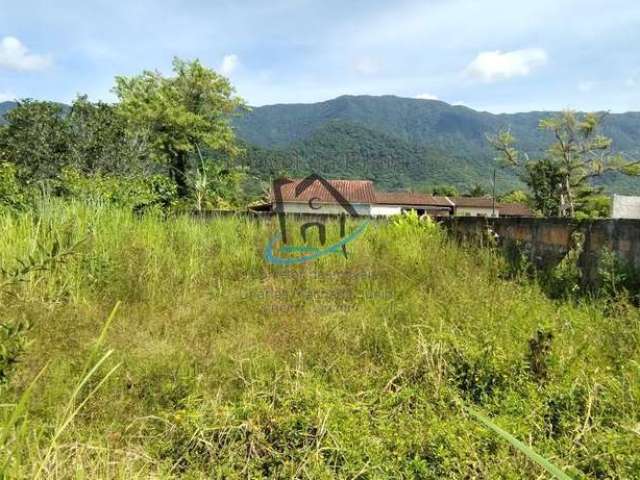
{"left": 1, "top": 57, "right": 639, "bottom": 218}
{"left": 0, "top": 58, "right": 250, "bottom": 212}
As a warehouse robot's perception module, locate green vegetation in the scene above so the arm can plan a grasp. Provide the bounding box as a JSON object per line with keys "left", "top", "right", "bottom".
{"left": 0, "top": 59, "right": 250, "bottom": 213}
{"left": 231, "top": 95, "right": 640, "bottom": 194}
{"left": 489, "top": 112, "right": 640, "bottom": 218}
{"left": 240, "top": 120, "right": 491, "bottom": 192}
{"left": 1, "top": 201, "right": 639, "bottom": 478}
{"left": 5, "top": 94, "right": 640, "bottom": 195}
{"left": 1, "top": 57, "right": 640, "bottom": 479}
{"left": 114, "top": 58, "right": 245, "bottom": 196}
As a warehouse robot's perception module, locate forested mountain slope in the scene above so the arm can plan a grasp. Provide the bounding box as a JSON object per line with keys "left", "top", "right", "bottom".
{"left": 234, "top": 95, "right": 640, "bottom": 192}
{"left": 4, "top": 96, "right": 640, "bottom": 192}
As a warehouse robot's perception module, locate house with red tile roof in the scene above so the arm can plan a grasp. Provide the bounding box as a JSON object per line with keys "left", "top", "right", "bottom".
{"left": 261, "top": 177, "right": 532, "bottom": 218}
{"left": 497, "top": 202, "right": 534, "bottom": 218}
{"left": 270, "top": 177, "right": 376, "bottom": 216}
{"left": 371, "top": 191, "right": 453, "bottom": 217}
{"left": 449, "top": 197, "right": 533, "bottom": 217}
{"left": 449, "top": 197, "right": 499, "bottom": 217}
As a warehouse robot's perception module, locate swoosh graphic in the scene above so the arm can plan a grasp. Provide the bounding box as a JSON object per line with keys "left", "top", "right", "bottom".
{"left": 264, "top": 221, "right": 369, "bottom": 265}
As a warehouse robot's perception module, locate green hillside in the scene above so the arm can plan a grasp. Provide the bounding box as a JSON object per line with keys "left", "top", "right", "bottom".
{"left": 4, "top": 97, "right": 640, "bottom": 193}
{"left": 235, "top": 95, "right": 506, "bottom": 148}
{"left": 234, "top": 95, "right": 640, "bottom": 193}
{"left": 240, "top": 120, "right": 518, "bottom": 191}
{"left": 0, "top": 101, "right": 16, "bottom": 120}
{"left": 234, "top": 95, "right": 640, "bottom": 153}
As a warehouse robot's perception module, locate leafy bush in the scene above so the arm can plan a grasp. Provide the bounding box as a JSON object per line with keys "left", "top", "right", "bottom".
{"left": 390, "top": 209, "right": 439, "bottom": 234}
{"left": 188, "top": 160, "right": 248, "bottom": 212}
{"left": 57, "top": 167, "right": 177, "bottom": 210}
{"left": 0, "top": 162, "right": 29, "bottom": 209}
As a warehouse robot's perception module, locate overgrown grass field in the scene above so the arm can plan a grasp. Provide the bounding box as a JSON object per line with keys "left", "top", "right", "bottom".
{"left": 1, "top": 201, "right": 639, "bottom": 478}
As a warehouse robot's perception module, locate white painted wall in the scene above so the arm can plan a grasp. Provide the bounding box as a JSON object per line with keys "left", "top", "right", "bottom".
{"left": 370, "top": 205, "right": 402, "bottom": 217}
{"left": 456, "top": 206, "right": 498, "bottom": 217}
{"left": 282, "top": 202, "right": 371, "bottom": 216}
{"left": 611, "top": 194, "right": 640, "bottom": 219}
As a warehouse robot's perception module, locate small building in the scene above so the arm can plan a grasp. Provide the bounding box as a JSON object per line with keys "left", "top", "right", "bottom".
{"left": 611, "top": 194, "right": 640, "bottom": 219}
{"left": 263, "top": 178, "right": 531, "bottom": 218}
{"left": 271, "top": 177, "right": 376, "bottom": 216}
{"left": 371, "top": 192, "right": 453, "bottom": 218}
{"left": 449, "top": 197, "right": 533, "bottom": 218}
{"left": 498, "top": 202, "right": 534, "bottom": 218}
{"left": 450, "top": 197, "right": 499, "bottom": 217}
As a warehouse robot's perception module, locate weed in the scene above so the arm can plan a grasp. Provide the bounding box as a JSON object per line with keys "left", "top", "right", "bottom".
{"left": 0, "top": 202, "right": 637, "bottom": 478}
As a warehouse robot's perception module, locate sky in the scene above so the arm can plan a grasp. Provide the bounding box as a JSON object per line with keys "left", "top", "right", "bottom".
{"left": 1, "top": 0, "right": 640, "bottom": 113}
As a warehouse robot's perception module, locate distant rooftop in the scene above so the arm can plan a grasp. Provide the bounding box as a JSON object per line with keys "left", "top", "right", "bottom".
{"left": 374, "top": 191, "right": 453, "bottom": 207}
{"left": 498, "top": 203, "right": 533, "bottom": 217}
{"left": 271, "top": 178, "right": 376, "bottom": 204}
{"left": 270, "top": 179, "right": 531, "bottom": 216}
{"left": 450, "top": 197, "right": 496, "bottom": 208}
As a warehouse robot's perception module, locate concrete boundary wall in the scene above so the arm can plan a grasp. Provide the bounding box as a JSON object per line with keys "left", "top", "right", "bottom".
{"left": 442, "top": 217, "right": 640, "bottom": 287}
{"left": 193, "top": 211, "right": 640, "bottom": 287}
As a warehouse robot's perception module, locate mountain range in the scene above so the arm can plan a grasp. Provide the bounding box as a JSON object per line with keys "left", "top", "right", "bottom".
{"left": 3, "top": 96, "right": 640, "bottom": 193}
{"left": 0, "top": 102, "right": 15, "bottom": 119}
{"left": 234, "top": 95, "right": 640, "bottom": 194}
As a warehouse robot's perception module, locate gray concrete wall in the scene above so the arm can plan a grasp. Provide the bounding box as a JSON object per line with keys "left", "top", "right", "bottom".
{"left": 195, "top": 210, "right": 640, "bottom": 289}
{"left": 442, "top": 217, "right": 640, "bottom": 289}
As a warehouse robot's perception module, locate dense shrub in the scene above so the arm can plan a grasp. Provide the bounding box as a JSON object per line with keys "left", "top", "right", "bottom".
{"left": 0, "top": 162, "right": 29, "bottom": 209}
{"left": 56, "top": 167, "right": 177, "bottom": 210}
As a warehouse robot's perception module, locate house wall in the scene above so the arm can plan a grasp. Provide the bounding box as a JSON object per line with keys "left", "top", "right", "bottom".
{"left": 370, "top": 205, "right": 402, "bottom": 217}
{"left": 611, "top": 194, "right": 640, "bottom": 219}
{"left": 455, "top": 206, "right": 498, "bottom": 217}
{"left": 281, "top": 202, "right": 371, "bottom": 216}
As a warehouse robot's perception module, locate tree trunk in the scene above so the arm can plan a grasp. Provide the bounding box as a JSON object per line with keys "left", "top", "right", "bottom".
{"left": 565, "top": 176, "right": 575, "bottom": 218}
{"left": 173, "top": 151, "right": 189, "bottom": 197}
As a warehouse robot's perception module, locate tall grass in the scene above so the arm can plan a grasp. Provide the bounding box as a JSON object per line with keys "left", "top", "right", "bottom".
{"left": 0, "top": 199, "right": 638, "bottom": 478}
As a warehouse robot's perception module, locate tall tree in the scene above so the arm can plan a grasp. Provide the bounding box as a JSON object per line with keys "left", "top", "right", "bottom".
{"left": 522, "top": 158, "right": 564, "bottom": 216}
{"left": 113, "top": 58, "right": 246, "bottom": 196}
{"left": 68, "top": 95, "right": 144, "bottom": 174}
{"left": 488, "top": 111, "right": 640, "bottom": 217}
{"left": 0, "top": 100, "right": 71, "bottom": 181}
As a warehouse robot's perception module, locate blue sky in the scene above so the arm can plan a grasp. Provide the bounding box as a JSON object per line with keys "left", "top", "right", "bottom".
{"left": 1, "top": 0, "right": 639, "bottom": 112}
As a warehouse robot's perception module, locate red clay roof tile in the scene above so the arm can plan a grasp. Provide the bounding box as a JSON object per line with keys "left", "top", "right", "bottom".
{"left": 272, "top": 178, "right": 376, "bottom": 204}
{"left": 374, "top": 192, "right": 453, "bottom": 207}
{"left": 450, "top": 197, "right": 496, "bottom": 208}
{"left": 498, "top": 203, "right": 533, "bottom": 217}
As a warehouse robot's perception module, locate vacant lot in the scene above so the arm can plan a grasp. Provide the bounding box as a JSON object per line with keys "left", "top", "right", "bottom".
{"left": 1, "top": 201, "right": 639, "bottom": 478}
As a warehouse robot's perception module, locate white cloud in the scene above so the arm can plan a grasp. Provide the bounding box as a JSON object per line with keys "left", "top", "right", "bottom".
{"left": 464, "top": 48, "right": 547, "bottom": 82}
{"left": 578, "top": 80, "right": 596, "bottom": 93}
{"left": 353, "top": 56, "right": 381, "bottom": 75}
{"left": 0, "top": 92, "right": 15, "bottom": 102}
{"left": 220, "top": 54, "right": 239, "bottom": 76}
{"left": 416, "top": 92, "right": 438, "bottom": 100}
{"left": 0, "top": 36, "right": 52, "bottom": 71}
